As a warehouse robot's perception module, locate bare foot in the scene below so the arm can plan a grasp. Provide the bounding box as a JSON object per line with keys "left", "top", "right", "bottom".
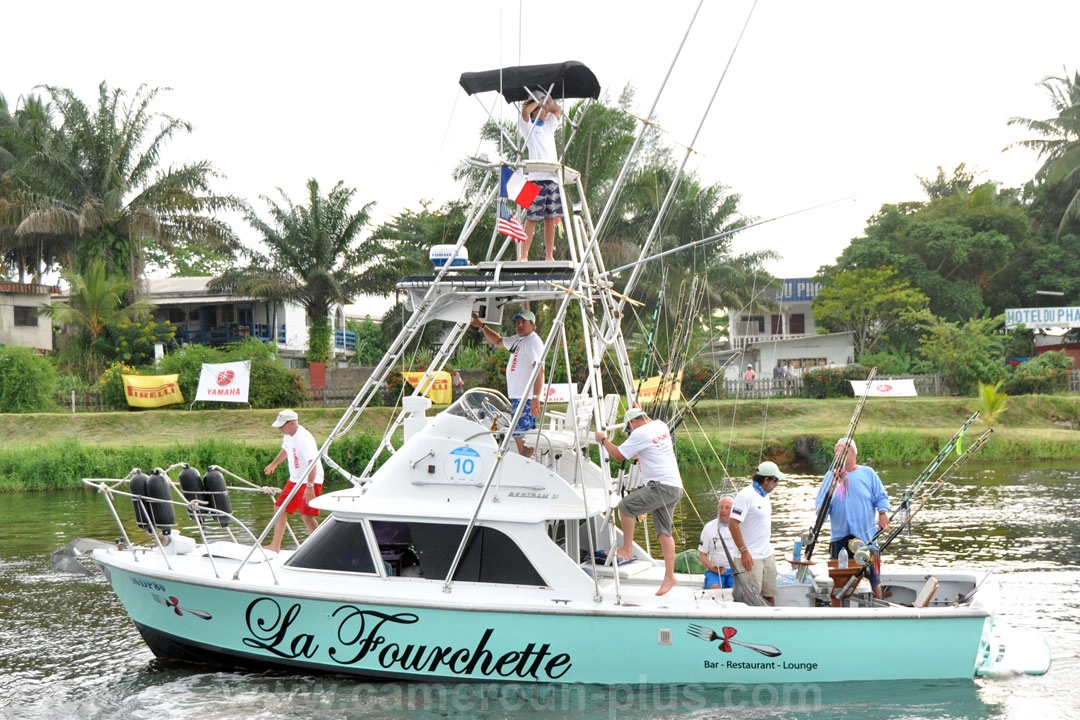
{"left": 616, "top": 549, "right": 634, "bottom": 562}
{"left": 656, "top": 577, "right": 677, "bottom": 596}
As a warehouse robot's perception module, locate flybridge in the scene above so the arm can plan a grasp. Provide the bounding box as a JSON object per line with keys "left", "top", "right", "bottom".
{"left": 1005, "top": 306, "right": 1080, "bottom": 330}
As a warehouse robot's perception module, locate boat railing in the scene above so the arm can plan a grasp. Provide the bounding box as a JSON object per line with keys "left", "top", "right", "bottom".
{"left": 81, "top": 472, "right": 283, "bottom": 584}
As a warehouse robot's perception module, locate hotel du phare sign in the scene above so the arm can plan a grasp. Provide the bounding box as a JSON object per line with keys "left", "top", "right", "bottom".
{"left": 1005, "top": 306, "right": 1080, "bottom": 330}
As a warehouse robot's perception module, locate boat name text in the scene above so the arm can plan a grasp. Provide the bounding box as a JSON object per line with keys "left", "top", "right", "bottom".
{"left": 131, "top": 576, "right": 167, "bottom": 593}
{"left": 242, "top": 597, "right": 572, "bottom": 680}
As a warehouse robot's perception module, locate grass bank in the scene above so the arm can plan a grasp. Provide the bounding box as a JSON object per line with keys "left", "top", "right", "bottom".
{"left": 2, "top": 396, "right": 1078, "bottom": 491}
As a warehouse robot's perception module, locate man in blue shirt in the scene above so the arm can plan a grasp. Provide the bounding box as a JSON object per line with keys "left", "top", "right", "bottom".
{"left": 815, "top": 438, "right": 891, "bottom": 598}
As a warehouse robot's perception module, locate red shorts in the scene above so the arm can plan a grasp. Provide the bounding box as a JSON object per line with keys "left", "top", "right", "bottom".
{"left": 274, "top": 480, "right": 322, "bottom": 516}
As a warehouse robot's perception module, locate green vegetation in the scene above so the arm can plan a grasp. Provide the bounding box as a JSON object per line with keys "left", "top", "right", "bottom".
{"left": 3, "top": 396, "right": 1080, "bottom": 491}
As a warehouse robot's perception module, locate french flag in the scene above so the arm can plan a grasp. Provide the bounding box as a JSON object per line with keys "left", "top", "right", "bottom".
{"left": 500, "top": 165, "right": 541, "bottom": 209}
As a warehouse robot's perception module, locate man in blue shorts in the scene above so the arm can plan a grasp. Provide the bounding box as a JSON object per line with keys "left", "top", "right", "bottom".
{"left": 471, "top": 309, "right": 545, "bottom": 457}
{"left": 698, "top": 495, "right": 736, "bottom": 589}
{"left": 518, "top": 95, "right": 563, "bottom": 261}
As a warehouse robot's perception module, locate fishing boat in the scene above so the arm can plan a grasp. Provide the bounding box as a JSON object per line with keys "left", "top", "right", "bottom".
{"left": 64, "top": 61, "right": 1049, "bottom": 685}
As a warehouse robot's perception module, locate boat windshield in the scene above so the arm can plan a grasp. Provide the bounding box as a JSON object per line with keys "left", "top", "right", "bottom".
{"left": 444, "top": 388, "right": 513, "bottom": 430}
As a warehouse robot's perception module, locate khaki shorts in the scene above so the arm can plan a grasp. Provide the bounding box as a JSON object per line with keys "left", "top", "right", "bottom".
{"left": 733, "top": 553, "right": 778, "bottom": 598}
{"left": 618, "top": 482, "right": 683, "bottom": 536}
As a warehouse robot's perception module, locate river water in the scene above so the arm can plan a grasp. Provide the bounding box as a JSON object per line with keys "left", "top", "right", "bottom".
{"left": 1, "top": 461, "right": 1078, "bottom": 720}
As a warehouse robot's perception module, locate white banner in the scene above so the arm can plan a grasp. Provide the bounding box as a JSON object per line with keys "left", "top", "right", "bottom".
{"left": 541, "top": 383, "right": 577, "bottom": 403}
{"left": 850, "top": 379, "right": 918, "bottom": 397}
{"left": 195, "top": 361, "right": 251, "bottom": 403}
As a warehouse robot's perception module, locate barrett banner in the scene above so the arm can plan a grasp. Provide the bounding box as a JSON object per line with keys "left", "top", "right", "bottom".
{"left": 637, "top": 372, "right": 682, "bottom": 402}
{"left": 402, "top": 371, "right": 452, "bottom": 405}
{"left": 123, "top": 374, "right": 185, "bottom": 408}
{"left": 195, "top": 361, "right": 252, "bottom": 403}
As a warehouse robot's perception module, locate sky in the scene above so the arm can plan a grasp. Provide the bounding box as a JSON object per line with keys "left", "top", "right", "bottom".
{"left": 6, "top": 1, "right": 1080, "bottom": 315}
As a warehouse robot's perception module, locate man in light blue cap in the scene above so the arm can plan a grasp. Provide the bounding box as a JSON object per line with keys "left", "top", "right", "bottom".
{"left": 595, "top": 407, "right": 683, "bottom": 595}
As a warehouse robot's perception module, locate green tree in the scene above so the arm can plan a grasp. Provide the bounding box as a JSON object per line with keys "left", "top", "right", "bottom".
{"left": 0, "top": 345, "right": 57, "bottom": 412}
{"left": 2, "top": 83, "right": 242, "bottom": 287}
{"left": 914, "top": 312, "right": 1006, "bottom": 396}
{"left": 812, "top": 266, "right": 929, "bottom": 356}
{"left": 216, "top": 179, "right": 407, "bottom": 364}
{"left": 828, "top": 181, "right": 1029, "bottom": 322}
{"left": 39, "top": 259, "right": 154, "bottom": 343}
{"left": 1007, "top": 68, "right": 1080, "bottom": 236}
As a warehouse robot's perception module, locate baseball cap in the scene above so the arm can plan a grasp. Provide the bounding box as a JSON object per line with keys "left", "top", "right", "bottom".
{"left": 513, "top": 310, "right": 536, "bottom": 322}
{"left": 623, "top": 408, "right": 647, "bottom": 423}
{"left": 271, "top": 409, "right": 298, "bottom": 428}
{"left": 757, "top": 460, "right": 785, "bottom": 480}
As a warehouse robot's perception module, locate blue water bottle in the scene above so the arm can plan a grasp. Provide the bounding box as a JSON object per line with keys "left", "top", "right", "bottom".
{"left": 838, "top": 547, "right": 849, "bottom": 568}
{"left": 793, "top": 539, "right": 802, "bottom": 562}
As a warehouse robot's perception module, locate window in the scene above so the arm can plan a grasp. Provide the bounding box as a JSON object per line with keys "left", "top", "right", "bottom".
{"left": 374, "top": 520, "right": 544, "bottom": 586}
{"left": 770, "top": 315, "right": 783, "bottom": 335}
{"left": 13, "top": 306, "right": 38, "bottom": 327}
{"left": 789, "top": 313, "right": 806, "bottom": 334}
{"left": 286, "top": 517, "right": 377, "bottom": 573}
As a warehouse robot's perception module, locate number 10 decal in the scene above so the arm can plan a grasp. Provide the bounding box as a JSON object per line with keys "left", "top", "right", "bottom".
{"left": 445, "top": 446, "right": 483, "bottom": 484}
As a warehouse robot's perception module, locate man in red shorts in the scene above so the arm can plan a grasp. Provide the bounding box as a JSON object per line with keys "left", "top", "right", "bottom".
{"left": 264, "top": 409, "right": 324, "bottom": 552}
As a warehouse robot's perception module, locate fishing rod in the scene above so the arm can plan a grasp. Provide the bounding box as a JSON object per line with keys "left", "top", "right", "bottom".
{"left": 636, "top": 267, "right": 667, "bottom": 405}
{"left": 667, "top": 352, "right": 742, "bottom": 434}
{"left": 797, "top": 367, "right": 878, "bottom": 581}
{"left": 832, "top": 427, "right": 994, "bottom": 601}
{"left": 885, "top": 411, "right": 980, "bottom": 531}
{"left": 715, "top": 521, "right": 769, "bottom": 607}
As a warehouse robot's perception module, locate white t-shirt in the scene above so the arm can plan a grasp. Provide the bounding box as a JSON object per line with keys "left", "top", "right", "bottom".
{"left": 281, "top": 425, "right": 325, "bottom": 485}
{"left": 698, "top": 518, "right": 735, "bottom": 569}
{"left": 617, "top": 420, "right": 682, "bottom": 489}
{"left": 501, "top": 331, "right": 544, "bottom": 399}
{"left": 517, "top": 112, "right": 561, "bottom": 182}
{"left": 730, "top": 483, "right": 773, "bottom": 558}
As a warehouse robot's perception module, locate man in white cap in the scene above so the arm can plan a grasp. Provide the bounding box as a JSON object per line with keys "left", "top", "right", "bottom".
{"left": 470, "top": 308, "right": 545, "bottom": 457}
{"left": 264, "top": 409, "right": 324, "bottom": 553}
{"left": 815, "top": 438, "right": 891, "bottom": 598}
{"left": 729, "top": 460, "right": 786, "bottom": 604}
{"left": 595, "top": 408, "right": 683, "bottom": 596}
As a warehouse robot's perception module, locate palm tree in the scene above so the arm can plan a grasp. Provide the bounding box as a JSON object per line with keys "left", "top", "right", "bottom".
{"left": 215, "top": 179, "right": 407, "bottom": 363}
{"left": 3, "top": 83, "right": 242, "bottom": 289}
{"left": 39, "top": 259, "right": 154, "bottom": 344}
{"left": 1007, "top": 68, "right": 1080, "bottom": 236}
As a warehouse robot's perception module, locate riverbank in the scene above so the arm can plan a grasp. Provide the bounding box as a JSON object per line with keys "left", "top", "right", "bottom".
{"left": 3, "top": 395, "right": 1078, "bottom": 490}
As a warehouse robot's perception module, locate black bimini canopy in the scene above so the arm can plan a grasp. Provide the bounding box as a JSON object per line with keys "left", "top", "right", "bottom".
{"left": 458, "top": 61, "right": 600, "bottom": 103}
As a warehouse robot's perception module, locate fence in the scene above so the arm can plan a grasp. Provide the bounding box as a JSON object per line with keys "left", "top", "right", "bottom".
{"left": 720, "top": 373, "right": 951, "bottom": 399}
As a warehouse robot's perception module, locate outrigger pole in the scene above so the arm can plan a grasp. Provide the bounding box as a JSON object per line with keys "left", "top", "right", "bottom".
{"left": 797, "top": 367, "right": 878, "bottom": 581}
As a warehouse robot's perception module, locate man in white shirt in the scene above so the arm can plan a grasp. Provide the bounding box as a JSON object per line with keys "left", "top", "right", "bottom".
{"left": 729, "top": 461, "right": 785, "bottom": 604}
{"left": 595, "top": 408, "right": 683, "bottom": 595}
{"left": 471, "top": 309, "right": 545, "bottom": 457}
{"left": 264, "top": 409, "right": 325, "bottom": 553}
{"left": 517, "top": 95, "right": 563, "bottom": 261}
{"left": 698, "top": 495, "right": 736, "bottom": 589}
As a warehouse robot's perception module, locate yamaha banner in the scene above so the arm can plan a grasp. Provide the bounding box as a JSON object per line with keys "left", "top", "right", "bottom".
{"left": 194, "top": 361, "right": 251, "bottom": 403}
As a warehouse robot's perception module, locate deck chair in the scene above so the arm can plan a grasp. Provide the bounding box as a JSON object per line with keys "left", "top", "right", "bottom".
{"left": 524, "top": 395, "right": 594, "bottom": 463}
